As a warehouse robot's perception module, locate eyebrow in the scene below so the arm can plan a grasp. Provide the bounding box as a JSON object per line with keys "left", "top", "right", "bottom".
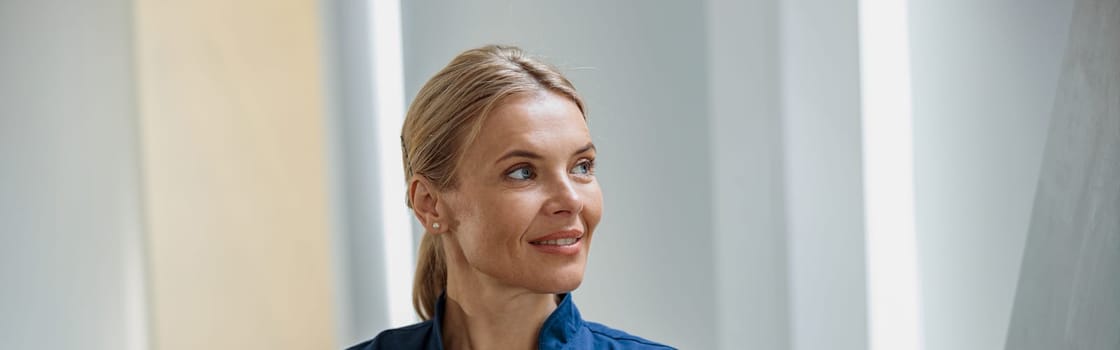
{"left": 494, "top": 142, "right": 597, "bottom": 164}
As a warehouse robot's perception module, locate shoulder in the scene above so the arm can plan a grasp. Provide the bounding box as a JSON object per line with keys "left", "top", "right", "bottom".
{"left": 582, "top": 321, "right": 676, "bottom": 350}
{"left": 346, "top": 321, "right": 436, "bottom": 350}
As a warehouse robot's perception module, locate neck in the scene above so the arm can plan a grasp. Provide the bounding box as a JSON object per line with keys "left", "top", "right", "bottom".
{"left": 441, "top": 266, "right": 557, "bottom": 350}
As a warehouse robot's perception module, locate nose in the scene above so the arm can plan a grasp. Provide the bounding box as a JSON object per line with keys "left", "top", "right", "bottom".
{"left": 543, "top": 175, "right": 583, "bottom": 216}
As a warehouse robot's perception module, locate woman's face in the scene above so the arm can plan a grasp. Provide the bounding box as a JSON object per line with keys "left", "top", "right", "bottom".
{"left": 441, "top": 90, "right": 602, "bottom": 293}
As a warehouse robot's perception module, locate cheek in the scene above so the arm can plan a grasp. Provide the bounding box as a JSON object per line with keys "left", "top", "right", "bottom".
{"left": 457, "top": 190, "right": 537, "bottom": 252}
{"left": 478, "top": 192, "right": 538, "bottom": 238}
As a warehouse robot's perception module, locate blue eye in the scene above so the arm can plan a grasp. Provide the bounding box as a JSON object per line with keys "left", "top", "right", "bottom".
{"left": 507, "top": 167, "right": 534, "bottom": 180}
{"left": 572, "top": 160, "right": 594, "bottom": 175}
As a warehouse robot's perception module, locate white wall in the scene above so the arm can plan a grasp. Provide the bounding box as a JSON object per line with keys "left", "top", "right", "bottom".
{"left": 708, "top": 0, "right": 791, "bottom": 349}
{"left": 401, "top": 1, "right": 716, "bottom": 348}
{"left": 780, "top": 1, "right": 869, "bottom": 349}
{"left": 319, "top": 0, "right": 393, "bottom": 345}
{"left": 908, "top": 0, "right": 1074, "bottom": 349}
{"left": 0, "top": 0, "right": 148, "bottom": 349}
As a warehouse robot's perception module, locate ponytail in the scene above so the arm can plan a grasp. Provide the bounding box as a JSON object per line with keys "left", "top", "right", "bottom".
{"left": 411, "top": 232, "right": 445, "bottom": 320}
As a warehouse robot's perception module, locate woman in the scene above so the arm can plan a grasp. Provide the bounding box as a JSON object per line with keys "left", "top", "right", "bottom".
{"left": 348, "top": 45, "right": 672, "bottom": 350}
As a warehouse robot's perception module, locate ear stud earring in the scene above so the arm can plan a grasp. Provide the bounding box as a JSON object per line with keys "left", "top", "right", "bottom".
{"left": 432, "top": 222, "right": 441, "bottom": 230}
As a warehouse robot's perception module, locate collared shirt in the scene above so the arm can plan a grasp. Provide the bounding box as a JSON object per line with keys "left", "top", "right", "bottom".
{"left": 347, "top": 293, "right": 674, "bottom": 350}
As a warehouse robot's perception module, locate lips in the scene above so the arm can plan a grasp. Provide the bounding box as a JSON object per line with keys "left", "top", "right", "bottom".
{"left": 532, "top": 237, "right": 580, "bottom": 246}
{"left": 529, "top": 229, "right": 584, "bottom": 256}
{"left": 529, "top": 229, "right": 583, "bottom": 246}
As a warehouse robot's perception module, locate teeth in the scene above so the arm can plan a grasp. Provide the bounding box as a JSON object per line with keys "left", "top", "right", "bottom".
{"left": 533, "top": 238, "right": 578, "bottom": 246}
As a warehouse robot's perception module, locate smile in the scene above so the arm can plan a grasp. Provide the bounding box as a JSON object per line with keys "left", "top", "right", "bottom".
{"left": 528, "top": 229, "right": 584, "bottom": 256}
{"left": 530, "top": 237, "right": 580, "bottom": 246}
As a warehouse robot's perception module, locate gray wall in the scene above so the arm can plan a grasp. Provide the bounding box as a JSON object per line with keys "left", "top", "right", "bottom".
{"left": 707, "top": 0, "right": 790, "bottom": 349}
{"left": 908, "top": 0, "right": 1075, "bottom": 349}
{"left": 0, "top": 0, "right": 148, "bottom": 349}
{"left": 1005, "top": 0, "right": 1120, "bottom": 348}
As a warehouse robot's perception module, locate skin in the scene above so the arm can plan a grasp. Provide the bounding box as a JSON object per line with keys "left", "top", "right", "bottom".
{"left": 409, "top": 90, "right": 603, "bottom": 350}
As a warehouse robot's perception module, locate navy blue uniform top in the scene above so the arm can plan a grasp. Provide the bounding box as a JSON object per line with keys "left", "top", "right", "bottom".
{"left": 347, "top": 293, "right": 673, "bottom": 350}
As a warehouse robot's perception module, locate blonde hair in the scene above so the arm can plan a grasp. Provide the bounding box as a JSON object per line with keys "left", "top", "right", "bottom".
{"left": 401, "top": 45, "right": 585, "bottom": 320}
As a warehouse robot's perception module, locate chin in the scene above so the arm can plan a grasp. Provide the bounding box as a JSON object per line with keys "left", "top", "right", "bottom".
{"left": 533, "top": 279, "right": 583, "bottom": 294}
{"left": 533, "top": 264, "right": 586, "bottom": 293}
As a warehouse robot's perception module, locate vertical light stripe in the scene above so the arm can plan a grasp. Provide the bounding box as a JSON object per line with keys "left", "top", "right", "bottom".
{"left": 369, "top": 0, "right": 416, "bottom": 328}
{"left": 858, "top": 1, "right": 924, "bottom": 350}
{"left": 122, "top": 212, "right": 150, "bottom": 350}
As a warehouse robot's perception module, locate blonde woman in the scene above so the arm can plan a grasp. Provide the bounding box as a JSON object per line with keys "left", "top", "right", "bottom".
{"left": 347, "top": 45, "right": 672, "bottom": 350}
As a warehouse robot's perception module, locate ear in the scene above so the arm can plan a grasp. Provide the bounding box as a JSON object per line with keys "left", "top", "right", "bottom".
{"left": 409, "top": 177, "right": 448, "bottom": 234}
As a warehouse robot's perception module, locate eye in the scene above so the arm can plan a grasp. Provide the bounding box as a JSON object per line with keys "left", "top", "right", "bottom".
{"left": 506, "top": 166, "right": 535, "bottom": 180}
{"left": 571, "top": 159, "right": 595, "bottom": 175}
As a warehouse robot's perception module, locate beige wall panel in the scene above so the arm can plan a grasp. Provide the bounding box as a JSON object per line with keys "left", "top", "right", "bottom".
{"left": 134, "top": 1, "right": 336, "bottom": 349}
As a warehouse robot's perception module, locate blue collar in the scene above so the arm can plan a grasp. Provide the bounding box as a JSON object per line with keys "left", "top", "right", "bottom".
{"left": 351, "top": 292, "right": 672, "bottom": 349}
{"left": 431, "top": 292, "right": 583, "bottom": 348}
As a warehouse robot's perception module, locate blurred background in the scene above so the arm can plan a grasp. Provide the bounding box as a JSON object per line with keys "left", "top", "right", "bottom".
{"left": 1, "top": 0, "right": 1116, "bottom": 349}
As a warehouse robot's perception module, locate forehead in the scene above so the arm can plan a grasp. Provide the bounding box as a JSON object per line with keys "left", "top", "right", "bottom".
{"left": 474, "top": 91, "right": 589, "bottom": 152}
